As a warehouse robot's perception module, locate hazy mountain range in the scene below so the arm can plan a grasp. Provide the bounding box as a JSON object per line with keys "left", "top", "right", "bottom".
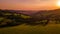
{"left": 0, "top": 9, "right": 60, "bottom": 16}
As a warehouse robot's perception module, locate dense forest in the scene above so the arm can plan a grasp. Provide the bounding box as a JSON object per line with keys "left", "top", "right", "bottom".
{"left": 0, "top": 9, "right": 60, "bottom": 27}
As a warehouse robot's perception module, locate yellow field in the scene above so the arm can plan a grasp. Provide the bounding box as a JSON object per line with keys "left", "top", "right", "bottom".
{"left": 0, "top": 24, "right": 60, "bottom": 34}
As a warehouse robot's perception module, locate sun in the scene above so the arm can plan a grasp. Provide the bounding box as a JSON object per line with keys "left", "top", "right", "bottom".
{"left": 57, "top": 1, "right": 60, "bottom": 6}
{"left": 56, "top": 0, "right": 60, "bottom": 7}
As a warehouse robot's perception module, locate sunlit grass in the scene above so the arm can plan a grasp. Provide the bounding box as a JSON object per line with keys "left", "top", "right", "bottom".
{"left": 0, "top": 24, "right": 60, "bottom": 34}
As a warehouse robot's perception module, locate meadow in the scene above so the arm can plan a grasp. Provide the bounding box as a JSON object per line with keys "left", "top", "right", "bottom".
{"left": 0, "top": 24, "right": 60, "bottom": 34}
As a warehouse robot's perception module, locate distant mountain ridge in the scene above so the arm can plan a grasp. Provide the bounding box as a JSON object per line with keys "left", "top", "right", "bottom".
{"left": 0, "top": 9, "right": 60, "bottom": 16}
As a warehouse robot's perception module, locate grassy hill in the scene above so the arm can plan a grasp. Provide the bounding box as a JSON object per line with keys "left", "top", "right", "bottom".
{"left": 0, "top": 9, "right": 60, "bottom": 34}
{"left": 0, "top": 9, "right": 60, "bottom": 27}
{"left": 0, "top": 24, "right": 60, "bottom": 34}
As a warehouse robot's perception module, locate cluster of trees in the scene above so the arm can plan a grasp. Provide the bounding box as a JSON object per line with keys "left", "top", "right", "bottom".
{"left": 0, "top": 9, "right": 60, "bottom": 27}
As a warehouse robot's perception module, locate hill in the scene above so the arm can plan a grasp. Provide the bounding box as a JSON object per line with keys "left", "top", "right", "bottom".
{"left": 0, "top": 9, "right": 60, "bottom": 27}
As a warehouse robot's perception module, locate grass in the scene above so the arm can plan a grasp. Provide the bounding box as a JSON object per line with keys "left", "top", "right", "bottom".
{"left": 0, "top": 24, "right": 60, "bottom": 34}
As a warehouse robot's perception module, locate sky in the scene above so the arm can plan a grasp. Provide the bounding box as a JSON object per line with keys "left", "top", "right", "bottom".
{"left": 0, "top": 0, "right": 59, "bottom": 10}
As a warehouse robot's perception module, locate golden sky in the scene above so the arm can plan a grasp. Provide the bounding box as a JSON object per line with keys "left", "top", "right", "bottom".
{"left": 0, "top": 0, "right": 59, "bottom": 10}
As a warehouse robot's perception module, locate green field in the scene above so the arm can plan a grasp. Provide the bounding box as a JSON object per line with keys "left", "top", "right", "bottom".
{"left": 0, "top": 24, "right": 60, "bottom": 34}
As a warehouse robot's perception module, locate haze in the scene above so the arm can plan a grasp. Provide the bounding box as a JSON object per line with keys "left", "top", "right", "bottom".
{"left": 0, "top": 0, "right": 59, "bottom": 10}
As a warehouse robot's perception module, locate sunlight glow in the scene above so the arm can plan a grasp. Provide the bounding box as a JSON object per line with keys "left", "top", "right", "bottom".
{"left": 57, "top": 0, "right": 60, "bottom": 8}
